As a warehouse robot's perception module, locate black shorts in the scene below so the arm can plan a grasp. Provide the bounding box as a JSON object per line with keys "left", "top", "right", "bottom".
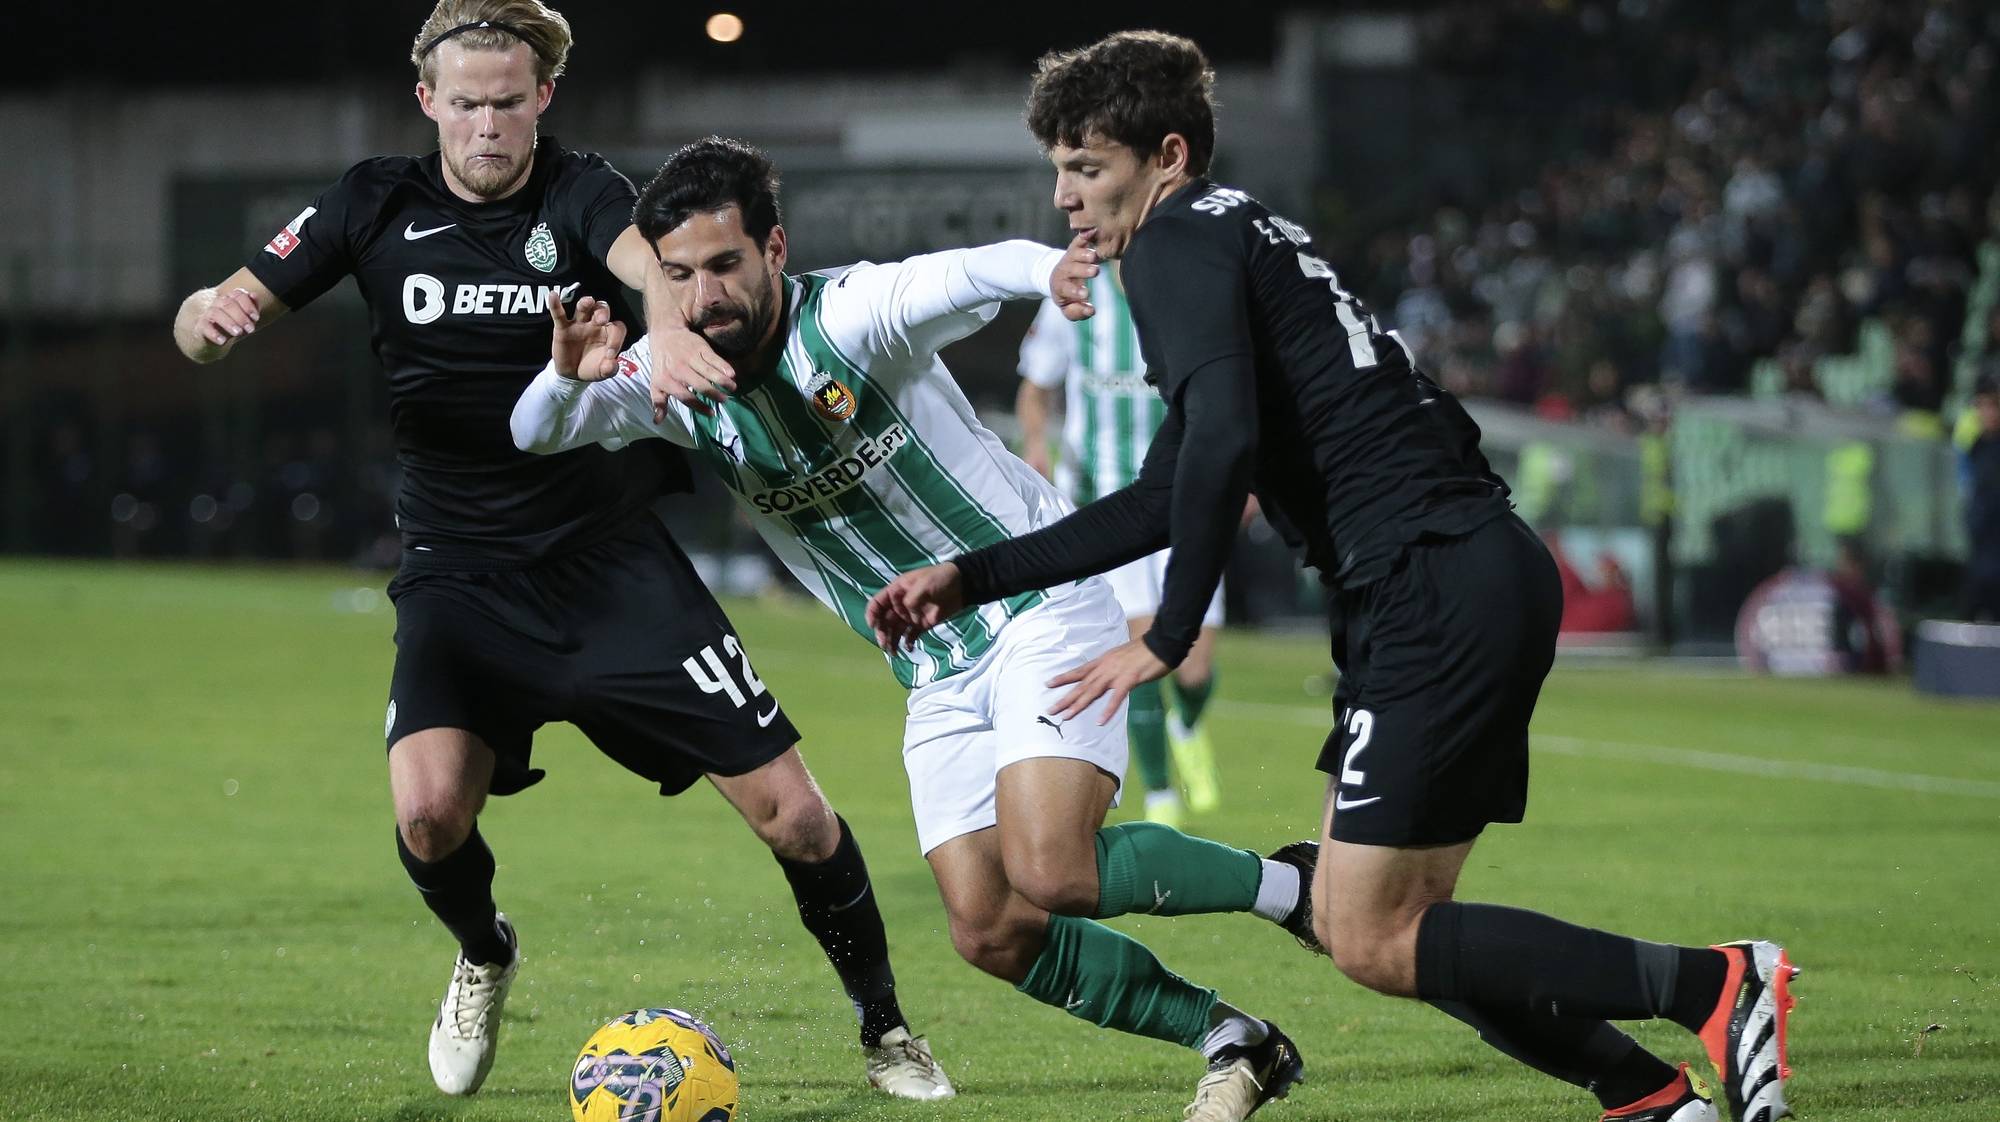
{"left": 1316, "top": 513, "right": 1562, "bottom": 847}
{"left": 385, "top": 514, "right": 800, "bottom": 797}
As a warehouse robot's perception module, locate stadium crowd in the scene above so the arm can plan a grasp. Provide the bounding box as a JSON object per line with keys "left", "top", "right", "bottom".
{"left": 1362, "top": 0, "right": 2000, "bottom": 435}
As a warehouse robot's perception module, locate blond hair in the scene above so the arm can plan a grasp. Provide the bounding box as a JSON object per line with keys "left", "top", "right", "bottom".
{"left": 412, "top": 0, "right": 573, "bottom": 86}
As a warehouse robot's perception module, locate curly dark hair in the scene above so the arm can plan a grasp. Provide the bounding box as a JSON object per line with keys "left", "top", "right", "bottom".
{"left": 634, "top": 136, "right": 783, "bottom": 247}
{"left": 1026, "top": 30, "right": 1217, "bottom": 175}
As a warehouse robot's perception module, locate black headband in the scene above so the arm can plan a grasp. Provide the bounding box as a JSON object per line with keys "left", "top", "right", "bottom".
{"left": 417, "top": 19, "right": 540, "bottom": 61}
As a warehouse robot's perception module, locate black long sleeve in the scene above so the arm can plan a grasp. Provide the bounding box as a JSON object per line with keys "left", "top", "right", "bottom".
{"left": 954, "top": 415, "right": 1179, "bottom": 604}
{"left": 1143, "top": 356, "right": 1257, "bottom": 665}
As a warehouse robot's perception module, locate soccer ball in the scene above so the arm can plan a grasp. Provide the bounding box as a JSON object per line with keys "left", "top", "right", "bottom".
{"left": 570, "top": 1008, "right": 739, "bottom": 1122}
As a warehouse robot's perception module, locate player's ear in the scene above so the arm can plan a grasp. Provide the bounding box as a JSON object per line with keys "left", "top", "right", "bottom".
{"left": 763, "top": 225, "right": 788, "bottom": 273}
{"left": 1156, "top": 134, "right": 1191, "bottom": 179}
{"left": 535, "top": 80, "right": 555, "bottom": 115}
{"left": 416, "top": 82, "right": 440, "bottom": 122}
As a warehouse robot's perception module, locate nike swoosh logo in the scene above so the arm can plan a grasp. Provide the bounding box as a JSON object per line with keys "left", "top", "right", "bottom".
{"left": 404, "top": 222, "right": 456, "bottom": 241}
{"left": 1333, "top": 794, "right": 1382, "bottom": 811}
{"left": 825, "top": 884, "right": 872, "bottom": 914}
{"left": 756, "top": 703, "right": 780, "bottom": 727}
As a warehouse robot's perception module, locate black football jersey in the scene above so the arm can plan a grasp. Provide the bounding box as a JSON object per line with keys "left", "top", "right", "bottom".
{"left": 246, "top": 137, "right": 687, "bottom": 567}
{"left": 1121, "top": 179, "right": 1511, "bottom": 585}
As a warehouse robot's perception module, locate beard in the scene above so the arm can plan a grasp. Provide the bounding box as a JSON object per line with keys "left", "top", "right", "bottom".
{"left": 696, "top": 285, "right": 775, "bottom": 359}
{"left": 445, "top": 141, "right": 533, "bottom": 201}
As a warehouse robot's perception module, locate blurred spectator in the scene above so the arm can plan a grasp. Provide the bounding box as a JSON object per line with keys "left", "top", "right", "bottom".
{"left": 1548, "top": 530, "right": 1639, "bottom": 634}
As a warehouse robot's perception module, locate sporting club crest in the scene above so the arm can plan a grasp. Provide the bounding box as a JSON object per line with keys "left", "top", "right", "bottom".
{"left": 524, "top": 222, "right": 558, "bottom": 273}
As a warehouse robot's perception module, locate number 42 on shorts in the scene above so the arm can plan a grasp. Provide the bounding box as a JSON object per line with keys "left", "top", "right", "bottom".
{"left": 682, "top": 635, "right": 779, "bottom": 725}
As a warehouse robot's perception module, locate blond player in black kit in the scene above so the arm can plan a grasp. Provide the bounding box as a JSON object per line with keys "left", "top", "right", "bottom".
{"left": 869, "top": 30, "right": 1798, "bottom": 1122}
{"left": 169, "top": 1, "right": 952, "bottom": 1103}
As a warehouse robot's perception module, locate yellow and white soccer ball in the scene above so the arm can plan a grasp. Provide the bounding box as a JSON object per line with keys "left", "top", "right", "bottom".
{"left": 570, "top": 1008, "right": 739, "bottom": 1122}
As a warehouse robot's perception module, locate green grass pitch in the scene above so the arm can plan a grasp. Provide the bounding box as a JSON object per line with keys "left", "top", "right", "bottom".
{"left": 1, "top": 559, "right": 1995, "bottom": 1120}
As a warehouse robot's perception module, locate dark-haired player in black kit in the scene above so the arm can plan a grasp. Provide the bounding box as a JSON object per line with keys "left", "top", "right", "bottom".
{"left": 169, "top": 0, "right": 952, "bottom": 1103}
{"left": 870, "top": 29, "right": 1796, "bottom": 1122}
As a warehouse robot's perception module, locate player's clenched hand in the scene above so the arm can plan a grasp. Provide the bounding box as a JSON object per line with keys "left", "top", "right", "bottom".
{"left": 1051, "top": 233, "right": 1099, "bottom": 322}
{"left": 196, "top": 287, "right": 262, "bottom": 347}
{"left": 546, "top": 291, "right": 627, "bottom": 381}
{"left": 648, "top": 323, "right": 734, "bottom": 420}
{"left": 1047, "top": 638, "right": 1171, "bottom": 725}
{"left": 865, "top": 563, "right": 966, "bottom": 653}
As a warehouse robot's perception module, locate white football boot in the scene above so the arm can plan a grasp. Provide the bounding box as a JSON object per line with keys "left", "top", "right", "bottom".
{"left": 864, "top": 1026, "right": 956, "bottom": 1100}
{"left": 426, "top": 913, "right": 519, "bottom": 1095}
{"left": 1183, "top": 1020, "right": 1304, "bottom": 1121}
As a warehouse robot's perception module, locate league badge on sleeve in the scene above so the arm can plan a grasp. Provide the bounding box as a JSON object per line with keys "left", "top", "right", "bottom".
{"left": 264, "top": 206, "right": 317, "bottom": 259}
{"left": 525, "top": 222, "right": 559, "bottom": 273}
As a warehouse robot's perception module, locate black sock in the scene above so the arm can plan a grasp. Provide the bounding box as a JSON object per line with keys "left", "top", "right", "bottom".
{"left": 397, "top": 824, "right": 510, "bottom": 966}
{"left": 775, "top": 816, "right": 904, "bottom": 1046}
{"left": 1666, "top": 945, "right": 1730, "bottom": 1032}
{"left": 1429, "top": 1000, "right": 1680, "bottom": 1109}
{"left": 1415, "top": 901, "right": 1710, "bottom": 1025}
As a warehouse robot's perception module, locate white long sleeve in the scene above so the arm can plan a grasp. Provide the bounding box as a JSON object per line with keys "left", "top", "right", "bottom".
{"left": 820, "top": 239, "right": 1065, "bottom": 365}
{"left": 510, "top": 361, "right": 688, "bottom": 454}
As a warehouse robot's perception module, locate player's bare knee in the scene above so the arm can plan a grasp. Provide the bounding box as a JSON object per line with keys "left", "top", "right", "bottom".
{"left": 1004, "top": 857, "right": 1097, "bottom": 917}
{"left": 758, "top": 793, "right": 837, "bottom": 863}
{"left": 945, "top": 911, "right": 1037, "bottom": 981}
{"left": 399, "top": 806, "right": 474, "bottom": 863}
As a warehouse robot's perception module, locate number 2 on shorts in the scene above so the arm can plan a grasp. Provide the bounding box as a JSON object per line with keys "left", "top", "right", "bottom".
{"left": 1339, "top": 708, "right": 1374, "bottom": 789}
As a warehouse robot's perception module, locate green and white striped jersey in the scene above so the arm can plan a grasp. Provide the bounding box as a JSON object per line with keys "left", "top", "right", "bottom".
{"left": 1018, "top": 270, "right": 1164, "bottom": 504}
{"left": 514, "top": 242, "right": 1072, "bottom": 689}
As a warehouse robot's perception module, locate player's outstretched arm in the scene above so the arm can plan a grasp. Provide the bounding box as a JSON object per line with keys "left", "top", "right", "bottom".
{"left": 866, "top": 563, "right": 967, "bottom": 653}
{"left": 172, "top": 269, "right": 288, "bottom": 363}
{"left": 511, "top": 293, "right": 663, "bottom": 455}
{"left": 865, "top": 436, "right": 1176, "bottom": 654}
{"left": 827, "top": 236, "right": 1099, "bottom": 363}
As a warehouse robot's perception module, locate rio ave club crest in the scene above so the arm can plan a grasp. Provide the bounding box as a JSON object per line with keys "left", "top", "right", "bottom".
{"left": 524, "top": 222, "right": 558, "bottom": 273}
{"left": 806, "top": 370, "right": 857, "bottom": 422}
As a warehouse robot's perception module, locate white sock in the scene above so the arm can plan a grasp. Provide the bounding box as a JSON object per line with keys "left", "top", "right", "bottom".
{"left": 1145, "top": 789, "right": 1182, "bottom": 809}
{"left": 1250, "top": 858, "right": 1300, "bottom": 924}
{"left": 1199, "top": 1000, "right": 1269, "bottom": 1060}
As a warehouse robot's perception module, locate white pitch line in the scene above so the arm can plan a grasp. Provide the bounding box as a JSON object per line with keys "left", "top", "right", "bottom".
{"left": 1214, "top": 699, "right": 2000, "bottom": 800}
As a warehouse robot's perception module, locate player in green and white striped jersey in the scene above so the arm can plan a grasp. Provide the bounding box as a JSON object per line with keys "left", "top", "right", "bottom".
{"left": 1017, "top": 269, "right": 1228, "bottom": 827}
{"left": 513, "top": 139, "right": 1315, "bottom": 1121}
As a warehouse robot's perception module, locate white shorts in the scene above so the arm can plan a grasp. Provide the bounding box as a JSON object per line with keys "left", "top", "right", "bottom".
{"left": 901, "top": 579, "right": 1130, "bottom": 855}
{"left": 1106, "top": 548, "right": 1225, "bottom": 628}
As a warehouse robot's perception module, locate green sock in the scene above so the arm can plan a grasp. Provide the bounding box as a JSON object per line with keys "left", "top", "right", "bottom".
{"left": 1172, "top": 672, "right": 1215, "bottom": 728}
{"left": 1015, "top": 914, "right": 1216, "bottom": 1049}
{"left": 1093, "top": 821, "right": 1262, "bottom": 918}
{"left": 1127, "top": 680, "right": 1173, "bottom": 792}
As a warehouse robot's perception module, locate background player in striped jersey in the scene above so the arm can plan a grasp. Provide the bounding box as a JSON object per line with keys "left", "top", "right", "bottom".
{"left": 514, "top": 137, "right": 1317, "bottom": 1122}
{"left": 1017, "top": 276, "right": 1228, "bottom": 827}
